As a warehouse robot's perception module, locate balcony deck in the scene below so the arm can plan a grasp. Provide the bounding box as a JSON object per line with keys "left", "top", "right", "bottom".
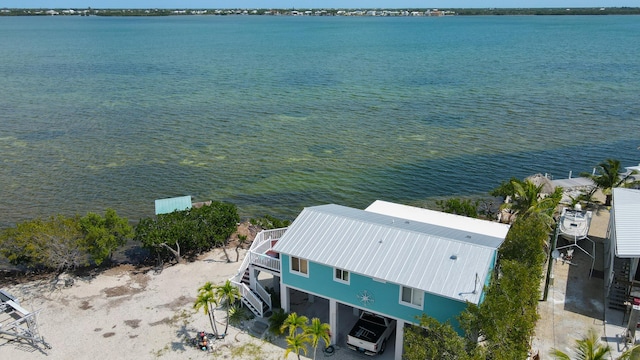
{"left": 245, "top": 227, "right": 286, "bottom": 274}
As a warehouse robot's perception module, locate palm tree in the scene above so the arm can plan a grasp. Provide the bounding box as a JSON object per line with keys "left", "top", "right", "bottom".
{"left": 618, "top": 344, "right": 640, "bottom": 360}
{"left": 550, "top": 328, "right": 610, "bottom": 359}
{"left": 501, "top": 179, "right": 563, "bottom": 225}
{"left": 582, "top": 159, "right": 637, "bottom": 206}
{"left": 281, "top": 312, "right": 309, "bottom": 336}
{"left": 215, "top": 279, "right": 241, "bottom": 336}
{"left": 193, "top": 281, "right": 219, "bottom": 338}
{"left": 284, "top": 333, "right": 310, "bottom": 360}
{"left": 569, "top": 187, "right": 601, "bottom": 210}
{"left": 303, "top": 318, "right": 331, "bottom": 360}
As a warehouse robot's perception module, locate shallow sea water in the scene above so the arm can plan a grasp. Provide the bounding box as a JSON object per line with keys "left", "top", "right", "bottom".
{"left": 0, "top": 15, "right": 639, "bottom": 226}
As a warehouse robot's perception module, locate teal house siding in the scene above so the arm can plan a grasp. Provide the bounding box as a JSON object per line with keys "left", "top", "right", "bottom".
{"left": 480, "top": 250, "right": 498, "bottom": 304}
{"left": 282, "top": 254, "right": 469, "bottom": 331}
{"left": 154, "top": 195, "right": 192, "bottom": 215}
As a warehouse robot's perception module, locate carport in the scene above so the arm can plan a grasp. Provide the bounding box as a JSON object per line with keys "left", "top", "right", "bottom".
{"left": 288, "top": 288, "right": 398, "bottom": 360}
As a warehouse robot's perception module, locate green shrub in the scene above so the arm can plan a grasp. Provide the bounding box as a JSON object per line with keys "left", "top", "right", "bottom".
{"left": 228, "top": 304, "right": 252, "bottom": 326}
{"left": 249, "top": 215, "right": 291, "bottom": 229}
{"left": 268, "top": 308, "right": 288, "bottom": 335}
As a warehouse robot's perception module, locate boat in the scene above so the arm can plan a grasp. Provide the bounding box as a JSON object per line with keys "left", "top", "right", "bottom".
{"left": 559, "top": 206, "right": 592, "bottom": 242}
{"left": 556, "top": 205, "right": 595, "bottom": 277}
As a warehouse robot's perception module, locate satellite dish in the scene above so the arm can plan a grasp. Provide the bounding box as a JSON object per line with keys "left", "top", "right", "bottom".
{"left": 552, "top": 249, "right": 561, "bottom": 259}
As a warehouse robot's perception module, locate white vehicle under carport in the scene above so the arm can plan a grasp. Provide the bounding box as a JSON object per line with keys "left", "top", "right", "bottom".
{"left": 346, "top": 311, "right": 396, "bottom": 356}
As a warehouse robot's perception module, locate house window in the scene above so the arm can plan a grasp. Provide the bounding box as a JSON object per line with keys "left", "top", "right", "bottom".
{"left": 400, "top": 286, "right": 423, "bottom": 309}
{"left": 290, "top": 256, "right": 308, "bottom": 276}
{"left": 334, "top": 268, "right": 350, "bottom": 284}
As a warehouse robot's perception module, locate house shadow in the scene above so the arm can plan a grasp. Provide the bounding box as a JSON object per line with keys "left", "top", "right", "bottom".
{"left": 559, "top": 235, "right": 606, "bottom": 319}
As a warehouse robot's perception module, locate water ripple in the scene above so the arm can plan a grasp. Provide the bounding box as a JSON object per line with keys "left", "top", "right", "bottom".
{"left": 0, "top": 16, "right": 639, "bottom": 227}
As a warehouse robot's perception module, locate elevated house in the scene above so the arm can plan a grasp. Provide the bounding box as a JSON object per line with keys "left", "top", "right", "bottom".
{"left": 231, "top": 200, "right": 510, "bottom": 359}
{"left": 606, "top": 188, "right": 640, "bottom": 309}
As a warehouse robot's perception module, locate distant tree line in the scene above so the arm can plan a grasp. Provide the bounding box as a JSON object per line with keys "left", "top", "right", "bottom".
{"left": 2, "top": 7, "right": 640, "bottom": 17}
{"left": 455, "top": 7, "right": 640, "bottom": 15}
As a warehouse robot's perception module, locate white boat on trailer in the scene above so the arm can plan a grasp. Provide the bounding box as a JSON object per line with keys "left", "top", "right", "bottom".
{"left": 556, "top": 206, "right": 595, "bottom": 277}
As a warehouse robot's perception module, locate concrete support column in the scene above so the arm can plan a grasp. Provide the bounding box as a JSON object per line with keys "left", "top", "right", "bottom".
{"left": 329, "top": 299, "right": 337, "bottom": 345}
{"left": 394, "top": 320, "right": 404, "bottom": 360}
{"left": 280, "top": 284, "right": 290, "bottom": 312}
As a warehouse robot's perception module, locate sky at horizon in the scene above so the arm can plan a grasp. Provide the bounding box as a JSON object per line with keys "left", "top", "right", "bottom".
{"left": 2, "top": 1, "right": 638, "bottom": 9}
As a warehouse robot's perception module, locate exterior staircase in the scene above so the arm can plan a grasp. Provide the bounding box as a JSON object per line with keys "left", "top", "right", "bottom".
{"left": 230, "top": 227, "right": 287, "bottom": 318}
{"left": 240, "top": 268, "right": 270, "bottom": 316}
{"left": 609, "top": 258, "right": 631, "bottom": 310}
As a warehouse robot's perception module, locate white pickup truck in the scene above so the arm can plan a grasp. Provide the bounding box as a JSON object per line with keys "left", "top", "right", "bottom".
{"left": 346, "top": 311, "right": 396, "bottom": 356}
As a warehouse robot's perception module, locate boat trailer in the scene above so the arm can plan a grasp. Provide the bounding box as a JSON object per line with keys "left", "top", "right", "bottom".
{"left": 0, "top": 289, "right": 51, "bottom": 350}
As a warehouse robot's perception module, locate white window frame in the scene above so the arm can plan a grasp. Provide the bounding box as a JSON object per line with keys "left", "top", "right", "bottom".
{"left": 334, "top": 268, "right": 350, "bottom": 284}
{"left": 399, "top": 286, "right": 424, "bottom": 310}
{"left": 290, "top": 256, "right": 309, "bottom": 277}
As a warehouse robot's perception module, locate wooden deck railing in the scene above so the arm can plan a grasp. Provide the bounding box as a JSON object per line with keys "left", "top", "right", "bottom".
{"left": 254, "top": 281, "right": 272, "bottom": 309}
{"left": 250, "top": 252, "right": 281, "bottom": 273}
{"left": 231, "top": 280, "right": 264, "bottom": 318}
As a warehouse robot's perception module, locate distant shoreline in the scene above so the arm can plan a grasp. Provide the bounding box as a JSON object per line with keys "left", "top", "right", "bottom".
{"left": 2, "top": 7, "right": 640, "bottom": 17}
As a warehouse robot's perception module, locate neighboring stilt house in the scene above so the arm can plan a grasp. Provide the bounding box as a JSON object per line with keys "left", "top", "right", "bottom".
{"left": 606, "top": 188, "right": 640, "bottom": 311}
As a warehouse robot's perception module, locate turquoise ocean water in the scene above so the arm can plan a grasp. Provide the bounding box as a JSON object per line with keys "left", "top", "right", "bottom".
{"left": 0, "top": 15, "right": 639, "bottom": 227}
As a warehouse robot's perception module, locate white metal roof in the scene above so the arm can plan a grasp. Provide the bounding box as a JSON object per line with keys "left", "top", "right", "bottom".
{"left": 625, "top": 164, "right": 640, "bottom": 182}
{"left": 613, "top": 188, "right": 640, "bottom": 257}
{"left": 365, "top": 200, "right": 510, "bottom": 241}
{"left": 551, "top": 177, "right": 594, "bottom": 190}
{"left": 626, "top": 164, "right": 640, "bottom": 172}
{"left": 273, "top": 202, "right": 509, "bottom": 304}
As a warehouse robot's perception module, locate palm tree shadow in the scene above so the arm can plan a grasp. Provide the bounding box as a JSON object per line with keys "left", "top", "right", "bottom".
{"left": 174, "top": 324, "right": 197, "bottom": 351}
{"left": 171, "top": 341, "right": 187, "bottom": 352}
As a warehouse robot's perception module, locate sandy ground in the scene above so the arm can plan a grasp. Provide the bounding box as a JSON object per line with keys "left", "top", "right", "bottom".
{"left": 0, "top": 247, "right": 300, "bottom": 360}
